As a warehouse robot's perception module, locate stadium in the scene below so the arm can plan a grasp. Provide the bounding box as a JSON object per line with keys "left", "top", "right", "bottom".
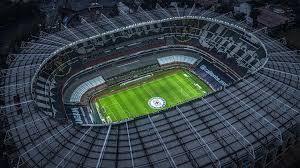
{"left": 1, "top": 4, "right": 300, "bottom": 168}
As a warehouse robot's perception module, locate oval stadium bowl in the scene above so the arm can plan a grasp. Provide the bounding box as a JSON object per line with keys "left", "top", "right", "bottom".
{"left": 2, "top": 6, "right": 300, "bottom": 168}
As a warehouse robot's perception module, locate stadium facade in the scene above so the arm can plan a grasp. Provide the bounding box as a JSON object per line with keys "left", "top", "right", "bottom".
{"left": 1, "top": 5, "right": 300, "bottom": 168}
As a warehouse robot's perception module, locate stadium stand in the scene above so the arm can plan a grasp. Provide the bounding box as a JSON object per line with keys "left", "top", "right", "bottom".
{"left": 70, "top": 76, "right": 105, "bottom": 103}
{"left": 1, "top": 5, "right": 299, "bottom": 168}
{"left": 157, "top": 55, "right": 198, "bottom": 65}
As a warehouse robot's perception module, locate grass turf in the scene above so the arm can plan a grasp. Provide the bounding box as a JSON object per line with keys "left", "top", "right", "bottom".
{"left": 94, "top": 69, "right": 212, "bottom": 123}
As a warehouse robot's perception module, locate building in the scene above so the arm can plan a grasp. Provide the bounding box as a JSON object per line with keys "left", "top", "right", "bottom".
{"left": 257, "top": 7, "right": 290, "bottom": 29}
{"left": 1, "top": 3, "right": 300, "bottom": 168}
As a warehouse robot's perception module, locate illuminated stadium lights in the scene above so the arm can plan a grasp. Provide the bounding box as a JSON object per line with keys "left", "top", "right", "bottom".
{"left": 2, "top": 6, "right": 299, "bottom": 168}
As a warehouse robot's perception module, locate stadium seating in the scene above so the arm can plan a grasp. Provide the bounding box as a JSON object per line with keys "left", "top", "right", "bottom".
{"left": 1, "top": 6, "right": 299, "bottom": 168}
{"left": 70, "top": 76, "right": 105, "bottom": 103}
{"left": 157, "top": 55, "right": 198, "bottom": 65}
{"left": 195, "top": 65, "right": 227, "bottom": 89}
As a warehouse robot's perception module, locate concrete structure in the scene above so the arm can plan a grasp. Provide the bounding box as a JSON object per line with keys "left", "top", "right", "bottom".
{"left": 1, "top": 6, "right": 299, "bottom": 168}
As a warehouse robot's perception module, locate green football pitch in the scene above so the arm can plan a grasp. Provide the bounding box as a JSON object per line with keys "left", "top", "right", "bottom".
{"left": 93, "top": 69, "right": 212, "bottom": 123}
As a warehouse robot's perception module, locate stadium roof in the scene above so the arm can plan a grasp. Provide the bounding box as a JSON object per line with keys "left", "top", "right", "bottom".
{"left": 2, "top": 5, "right": 299, "bottom": 168}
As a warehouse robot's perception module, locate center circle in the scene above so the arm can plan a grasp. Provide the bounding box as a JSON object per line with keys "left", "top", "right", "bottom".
{"left": 148, "top": 97, "right": 166, "bottom": 109}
